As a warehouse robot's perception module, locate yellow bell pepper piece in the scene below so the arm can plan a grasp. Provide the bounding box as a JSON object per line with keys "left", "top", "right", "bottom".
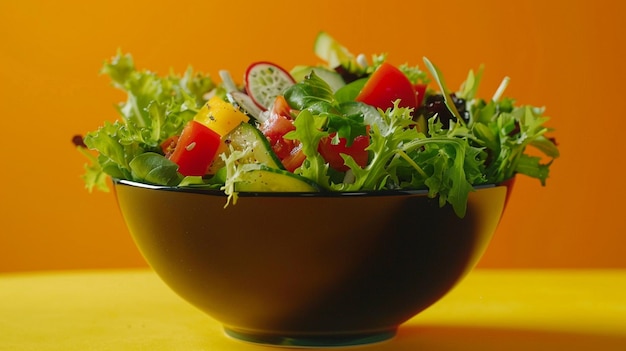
{"left": 194, "top": 96, "right": 250, "bottom": 136}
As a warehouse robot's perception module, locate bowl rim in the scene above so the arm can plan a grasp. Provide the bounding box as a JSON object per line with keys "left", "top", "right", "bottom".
{"left": 112, "top": 178, "right": 505, "bottom": 198}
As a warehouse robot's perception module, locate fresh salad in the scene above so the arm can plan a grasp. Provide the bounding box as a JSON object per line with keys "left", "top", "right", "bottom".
{"left": 76, "top": 31, "right": 559, "bottom": 217}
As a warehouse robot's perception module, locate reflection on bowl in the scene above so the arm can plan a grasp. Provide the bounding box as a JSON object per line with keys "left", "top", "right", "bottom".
{"left": 113, "top": 178, "right": 513, "bottom": 347}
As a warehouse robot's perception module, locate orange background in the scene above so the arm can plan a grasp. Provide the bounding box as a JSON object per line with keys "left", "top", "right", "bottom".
{"left": 1, "top": 0, "right": 625, "bottom": 272}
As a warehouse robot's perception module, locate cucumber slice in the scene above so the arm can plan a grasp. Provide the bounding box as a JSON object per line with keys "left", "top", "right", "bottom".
{"left": 313, "top": 31, "right": 353, "bottom": 69}
{"left": 234, "top": 166, "right": 319, "bottom": 192}
{"left": 290, "top": 65, "right": 346, "bottom": 93}
{"left": 224, "top": 122, "right": 283, "bottom": 170}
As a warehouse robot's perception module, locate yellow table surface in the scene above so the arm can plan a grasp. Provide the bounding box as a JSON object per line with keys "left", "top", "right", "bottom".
{"left": 1, "top": 269, "right": 625, "bottom": 351}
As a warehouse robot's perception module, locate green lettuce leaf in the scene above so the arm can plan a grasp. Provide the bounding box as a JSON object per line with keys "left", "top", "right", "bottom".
{"left": 79, "top": 39, "right": 560, "bottom": 219}
{"left": 80, "top": 51, "right": 216, "bottom": 191}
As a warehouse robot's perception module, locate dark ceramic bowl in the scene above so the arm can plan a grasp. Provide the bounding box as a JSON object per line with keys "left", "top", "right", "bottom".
{"left": 113, "top": 179, "right": 513, "bottom": 347}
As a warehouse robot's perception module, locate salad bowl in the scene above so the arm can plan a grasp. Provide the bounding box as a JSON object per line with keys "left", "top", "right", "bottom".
{"left": 78, "top": 30, "right": 557, "bottom": 348}
{"left": 113, "top": 178, "right": 514, "bottom": 347}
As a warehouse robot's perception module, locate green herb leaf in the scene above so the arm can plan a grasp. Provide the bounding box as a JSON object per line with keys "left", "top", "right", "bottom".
{"left": 284, "top": 110, "right": 331, "bottom": 188}
{"left": 284, "top": 71, "right": 336, "bottom": 110}
{"left": 129, "top": 152, "right": 182, "bottom": 186}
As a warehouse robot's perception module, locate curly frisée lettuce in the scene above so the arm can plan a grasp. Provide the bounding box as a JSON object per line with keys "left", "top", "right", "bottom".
{"left": 76, "top": 33, "right": 559, "bottom": 217}
{"left": 78, "top": 51, "right": 217, "bottom": 191}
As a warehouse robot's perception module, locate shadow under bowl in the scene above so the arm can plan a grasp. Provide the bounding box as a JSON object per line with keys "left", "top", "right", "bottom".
{"left": 113, "top": 179, "right": 513, "bottom": 347}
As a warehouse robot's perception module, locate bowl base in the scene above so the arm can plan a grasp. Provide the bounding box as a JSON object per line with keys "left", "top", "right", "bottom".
{"left": 224, "top": 327, "right": 396, "bottom": 348}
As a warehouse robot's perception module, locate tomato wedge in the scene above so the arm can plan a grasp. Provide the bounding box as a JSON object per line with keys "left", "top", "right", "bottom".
{"left": 281, "top": 144, "right": 306, "bottom": 173}
{"left": 259, "top": 113, "right": 296, "bottom": 158}
{"left": 355, "top": 62, "right": 418, "bottom": 111}
{"left": 168, "top": 121, "right": 221, "bottom": 176}
{"left": 318, "top": 133, "right": 369, "bottom": 172}
{"left": 270, "top": 95, "right": 295, "bottom": 119}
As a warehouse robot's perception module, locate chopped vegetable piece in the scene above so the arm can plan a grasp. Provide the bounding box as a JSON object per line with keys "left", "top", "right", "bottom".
{"left": 194, "top": 96, "right": 250, "bottom": 137}
{"left": 77, "top": 31, "right": 559, "bottom": 217}
{"left": 355, "top": 62, "right": 418, "bottom": 112}
{"left": 168, "top": 121, "right": 221, "bottom": 176}
{"left": 245, "top": 62, "right": 295, "bottom": 110}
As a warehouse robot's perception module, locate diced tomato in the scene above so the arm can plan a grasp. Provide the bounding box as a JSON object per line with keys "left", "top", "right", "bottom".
{"left": 259, "top": 105, "right": 298, "bottom": 160}
{"left": 355, "top": 62, "right": 418, "bottom": 111}
{"left": 271, "top": 95, "right": 295, "bottom": 119}
{"left": 281, "top": 144, "right": 306, "bottom": 172}
{"left": 318, "top": 133, "right": 370, "bottom": 172}
{"left": 272, "top": 137, "right": 299, "bottom": 160}
{"left": 259, "top": 97, "right": 307, "bottom": 171}
{"left": 168, "top": 120, "right": 221, "bottom": 176}
{"left": 260, "top": 114, "right": 295, "bottom": 145}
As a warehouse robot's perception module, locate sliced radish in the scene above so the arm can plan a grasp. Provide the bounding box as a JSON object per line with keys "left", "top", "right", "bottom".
{"left": 244, "top": 61, "right": 295, "bottom": 110}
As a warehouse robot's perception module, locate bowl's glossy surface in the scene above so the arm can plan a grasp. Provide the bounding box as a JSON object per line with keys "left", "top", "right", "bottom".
{"left": 113, "top": 179, "right": 512, "bottom": 347}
